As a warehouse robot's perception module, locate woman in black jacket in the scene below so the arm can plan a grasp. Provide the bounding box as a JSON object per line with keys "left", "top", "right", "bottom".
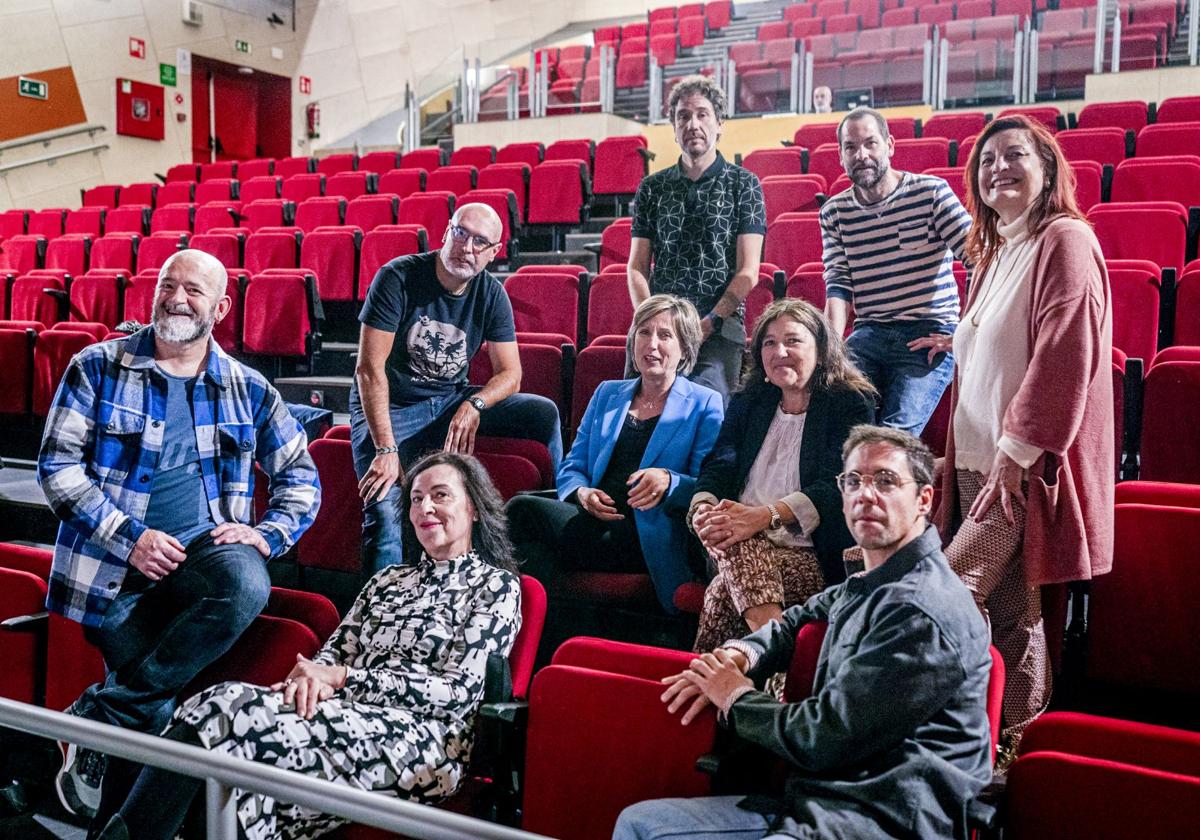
{"left": 690, "top": 299, "right": 875, "bottom": 651}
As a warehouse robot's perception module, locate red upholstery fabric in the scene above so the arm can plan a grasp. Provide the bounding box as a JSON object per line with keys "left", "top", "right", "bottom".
{"left": 1088, "top": 503, "right": 1200, "bottom": 692}
{"left": 742, "top": 148, "right": 805, "bottom": 181}
{"left": 242, "top": 271, "right": 312, "bottom": 357}
{"left": 599, "top": 217, "right": 632, "bottom": 271}
{"left": 922, "top": 112, "right": 987, "bottom": 143}
{"left": 239, "top": 176, "right": 283, "bottom": 203}
{"left": 552, "top": 636, "right": 696, "bottom": 680}
{"left": 27, "top": 208, "right": 67, "bottom": 239}
{"left": 427, "top": 165, "right": 478, "bottom": 198}
{"left": 475, "top": 436, "right": 553, "bottom": 488}
{"left": 1175, "top": 265, "right": 1200, "bottom": 345}
{"left": 998, "top": 106, "right": 1061, "bottom": 132}
{"left": 586, "top": 273, "right": 635, "bottom": 344}
{"left": 33, "top": 328, "right": 94, "bottom": 414}
{"left": 571, "top": 344, "right": 626, "bottom": 427}
{"left": 470, "top": 341, "right": 565, "bottom": 412}
{"left": 1136, "top": 122, "right": 1200, "bottom": 157}
{"left": 528, "top": 161, "right": 590, "bottom": 225}
{"left": 1139, "top": 363, "right": 1200, "bottom": 483}
{"left": 1114, "top": 479, "right": 1200, "bottom": 507}
{"left": 294, "top": 196, "right": 346, "bottom": 233}
{"left": 1006, "top": 751, "right": 1200, "bottom": 839}
{"left": 357, "top": 151, "right": 401, "bottom": 174}
{"left": 1077, "top": 100, "right": 1148, "bottom": 131}
{"left": 398, "top": 192, "right": 455, "bottom": 244}
{"left": 120, "top": 272, "right": 157, "bottom": 323}
{"left": 69, "top": 269, "right": 126, "bottom": 327}
{"left": 104, "top": 206, "right": 150, "bottom": 235}
{"left": 45, "top": 235, "right": 91, "bottom": 275}
{"left": 296, "top": 438, "right": 363, "bottom": 574}
{"left": 301, "top": 227, "right": 359, "bottom": 302}
{"left": 448, "top": 146, "right": 495, "bottom": 169}
{"left": 593, "top": 136, "right": 648, "bottom": 195}
{"left": 1020, "top": 711, "right": 1200, "bottom": 775}
{"left": 54, "top": 321, "right": 110, "bottom": 343}
{"left": 244, "top": 229, "right": 300, "bottom": 274}
{"left": 1088, "top": 201, "right": 1188, "bottom": 273}
{"left": 0, "top": 328, "right": 33, "bottom": 414}
{"left": 149, "top": 204, "right": 195, "bottom": 235}
{"left": 325, "top": 172, "right": 371, "bottom": 201}
{"left": 11, "top": 272, "right": 63, "bottom": 325}
{"left": 345, "top": 195, "right": 398, "bottom": 231}
{"left": 803, "top": 142, "right": 843, "bottom": 189}
{"left": 0, "top": 209, "right": 27, "bottom": 238}
{"left": 378, "top": 169, "right": 426, "bottom": 201}
{"left": 199, "top": 161, "right": 235, "bottom": 181}
{"left": 1, "top": 235, "right": 46, "bottom": 274}
{"left": 762, "top": 175, "right": 824, "bottom": 224}
{"left": 478, "top": 163, "right": 531, "bottom": 222}
{"left": 1112, "top": 156, "right": 1200, "bottom": 207}
{"left": 1156, "top": 96, "right": 1200, "bottom": 124}
{"left": 891, "top": 137, "right": 951, "bottom": 171}
{"left": 522, "top": 665, "right": 717, "bottom": 840}
{"left": 1107, "top": 259, "right": 1161, "bottom": 362}
{"left": 194, "top": 179, "right": 237, "bottom": 204}
{"left": 495, "top": 142, "right": 544, "bottom": 169}
{"left": 358, "top": 226, "right": 428, "bottom": 300}
{"left": 1057, "top": 127, "right": 1127, "bottom": 167}
{"left": 316, "top": 153, "right": 357, "bottom": 176}
{"left": 475, "top": 451, "right": 543, "bottom": 502}
{"left": 135, "top": 235, "right": 184, "bottom": 274}
{"left": 459, "top": 189, "right": 519, "bottom": 260}
{"left": 765, "top": 212, "right": 822, "bottom": 276}
{"left": 90, "top": 234, "right": 138, "bottom": 271}
{"left": 244, "top": 200, "right": 295, "bottom": 232}
{"left": 504, "top": 272, "right": 579, "bottom": 343}
{"left": 164, "top": 162, "right": 199, "bottom": 183}
{"left": 281, "top": 173, "right": 326, "bottom": 203}
{"left": 156, "top": 181, "right": 194, "bottom": 207}
{"left": 274, "top": 156, "right": 315, "bottom": 179}
{"left": 399, "top": 148, "right": 444, "bottom": 171}
{"left": 236, "top": 159, "right": 274, "bottom": 180}
{"left": 81, "top": 185, "right": 120, "bottom": 209}
{"left": 190, "top": 232, "right": 242, "bottom": 269}
{"left": 118, "top": 184, "right": 157, "bottom": 208}
{"left": 786, "top": 265, "right": 826, "bottom": 309}
{"left": 193, "top": 204, "right": 241, "bottom": 234}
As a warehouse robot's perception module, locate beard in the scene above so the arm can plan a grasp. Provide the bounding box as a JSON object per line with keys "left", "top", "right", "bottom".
{"left": 850, "top": 160, "right": 888, "bottom": 190}
{"left": 153, "top": 303, "right": 215, "bottom": 344}
{"left": 439, "top": 245, "right": 478, "bottom": 282}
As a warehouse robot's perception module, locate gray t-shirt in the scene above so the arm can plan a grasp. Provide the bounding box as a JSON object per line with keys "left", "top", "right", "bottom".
{"left": 142, "top": 371, "right": 214, "bottom": 546}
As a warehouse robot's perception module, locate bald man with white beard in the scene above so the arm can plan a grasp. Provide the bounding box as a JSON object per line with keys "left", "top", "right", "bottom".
{"left": 350, "top": 202, "right": 563, "bottom": 572}
{"left": 38, "top": 249, "right": 321, "bottom": 819}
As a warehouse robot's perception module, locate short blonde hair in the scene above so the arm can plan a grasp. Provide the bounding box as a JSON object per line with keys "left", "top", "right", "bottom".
{"left": 626, "top": 294, "right": 703, "bottom": 376}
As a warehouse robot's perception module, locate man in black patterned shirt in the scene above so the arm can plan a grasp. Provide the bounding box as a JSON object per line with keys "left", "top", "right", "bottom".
{"left": 628, "top": 75, "right": 766, "bottom": 401}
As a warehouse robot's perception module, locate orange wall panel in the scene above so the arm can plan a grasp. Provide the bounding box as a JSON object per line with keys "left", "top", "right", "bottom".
{"left": 0, "top": 67, "right": 88, "bottom": 143}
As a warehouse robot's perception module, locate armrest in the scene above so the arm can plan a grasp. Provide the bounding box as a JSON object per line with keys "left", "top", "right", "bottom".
{"left": 967, "top": 776, "right": 1007, "bottom": 836}
{"left": 0, "top": 611, "right": 49, "bottom": 633}
{"left": 472, "top": 700, "right": 530, "bottom": 825}
{"left": 515, "top": 488, "right": 558, "bottom": 500}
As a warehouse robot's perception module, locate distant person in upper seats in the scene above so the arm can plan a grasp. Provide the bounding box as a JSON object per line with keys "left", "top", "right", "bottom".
{"left": 689, "top": 299, "right": 874, "bottom": 652}
{"left": 820, "top": 106, "right": 973, "bottom": 435}
{"left": 812, "top": 84, "right": 833, "bottom": 114}
{"left": 350, "top": 202, "right": 563, "bottom": 574}
{"left": 628, "top": 74, "right": 766, "bottom": 403}
{"left": 506, "top": 295, "right": 724, "bottom": 613}
{"left": 37, "top": 249, "right": 320, "bottom": 821}
{"left": 933, "top": 114, "right": 1113, "bottom": 766}
{"left": 615, "top": 425, "right": 993, "bottom": 840}
{"left": 88, "top": 451, "right": 522, "bottom": 840}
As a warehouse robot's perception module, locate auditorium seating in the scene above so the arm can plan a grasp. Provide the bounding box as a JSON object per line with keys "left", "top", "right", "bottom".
{"left": 1139, "top": 362, "right": 1200, "bottom": 483}
{"left": 296, "top": 437, "right": 363, "bottom": 577}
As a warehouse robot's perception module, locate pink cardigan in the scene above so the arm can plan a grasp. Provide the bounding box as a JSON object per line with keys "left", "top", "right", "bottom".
{"left": 936, "top": 216, "right": 1114, "bottom": 585}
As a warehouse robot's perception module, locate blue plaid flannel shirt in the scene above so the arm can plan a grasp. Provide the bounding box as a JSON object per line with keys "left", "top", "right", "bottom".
{"left": 37, "top": 327, "right": 321, "bottom": 627}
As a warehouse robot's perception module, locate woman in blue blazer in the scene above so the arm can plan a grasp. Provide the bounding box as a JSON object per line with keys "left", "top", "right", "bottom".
{"left": 507, "top": 295, "right": 724, "bottom": 612}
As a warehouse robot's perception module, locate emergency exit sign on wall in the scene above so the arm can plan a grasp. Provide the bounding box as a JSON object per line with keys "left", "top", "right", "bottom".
{"left": 18, "top": 76, "right": 48, "bottom": 100}
{"left": 235, "top": 39, "right": 252, "bottom": 54}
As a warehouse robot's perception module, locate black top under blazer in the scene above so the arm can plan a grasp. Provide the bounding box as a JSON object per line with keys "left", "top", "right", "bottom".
{"left": 694, "top": 382, "right": 874, "bottom": 585}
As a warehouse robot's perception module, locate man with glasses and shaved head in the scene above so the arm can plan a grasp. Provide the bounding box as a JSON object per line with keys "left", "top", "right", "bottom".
{"left": 616, "top": 425, "right": 992, "bottom": 840}
{"left": 351, "top": 202, "right": 562, "bottom": 572}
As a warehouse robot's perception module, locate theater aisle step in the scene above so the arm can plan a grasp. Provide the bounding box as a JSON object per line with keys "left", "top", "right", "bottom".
{"left": 0, "top": 459, "right": 59, "bottom": 545}
{"left": 274, "top": 376, "right": 353, "bottom": 414}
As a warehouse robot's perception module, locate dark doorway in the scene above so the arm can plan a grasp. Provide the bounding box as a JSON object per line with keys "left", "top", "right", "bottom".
{"left": 191, "top": 55, "right": 291, "bottom": 162}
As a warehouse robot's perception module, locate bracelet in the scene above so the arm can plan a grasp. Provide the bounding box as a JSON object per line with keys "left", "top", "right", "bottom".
{"left": 375, "top": 445, "right": 399, "bottom": 456}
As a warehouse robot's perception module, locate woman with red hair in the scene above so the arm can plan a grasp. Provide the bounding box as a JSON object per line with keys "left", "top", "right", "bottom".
{"left": 923, "top": 115, "right": 1114, "bottom": 763}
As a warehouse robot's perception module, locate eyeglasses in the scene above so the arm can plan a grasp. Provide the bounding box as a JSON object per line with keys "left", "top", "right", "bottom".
{"left": 448, "top": 224, "right": 500, "bottom": 252}
{"left": 836, "top": 470, "right": 920, "bottom": 495}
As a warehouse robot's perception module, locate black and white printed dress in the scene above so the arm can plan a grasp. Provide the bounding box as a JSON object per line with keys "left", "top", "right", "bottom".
{"left": 171, "top": 551, "right": 521, "bottom": 840}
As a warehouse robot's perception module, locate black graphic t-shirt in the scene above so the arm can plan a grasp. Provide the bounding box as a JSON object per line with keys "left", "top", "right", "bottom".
{"left": 631, "top": 152, "right": 766, "bottom": 337}
{"left": 359, "top": 252, "right": 516, "bottom": 406}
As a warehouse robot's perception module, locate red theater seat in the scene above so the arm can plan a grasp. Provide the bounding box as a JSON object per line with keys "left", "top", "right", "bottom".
{"left": 1139, "top": 362, "right": 1200, "bottom": 484}
{"left": 315, "top": 153, "right": 357, "bottom": 176}
{"left": 324, "top": 171, "right": 372, "bottom": 201}
{"left": 398, "top": 192, "right": 455, "bottom": 245}
{"left": 358, "top": 226, "right": 428, "bottom": 300}
{"left": 1088, "top": 201, "right": 1189, "bottom": 273}
{"left": 377, "top": 168, "right": 426, "bottom": 199}
{"left": 1077, "top": 100, "right": 1149, "bottom": 132}
{"left": 300, "top": 227, "right": 360, "bottom": 302}
{"left": 399, "top": 148, "right": 445, "bottom": 171}
{"left": 528, "top": 161, "right": 591, "bottom": 227}
{"left": 356, "top": 151, "right": 401, "bottom": 174}
{"left": 68, "top": 270, "right": 126, "bottom": 327}
{"left": 274, "top": 156, "right": 315, "bottom": 179}
{"left": 1136, "top": 122, "right": 1200, "bottom": 157}
{"left": 296, "top": 438, "right": 363, "bottom": 575}
{"left": 294, "top": 196, "right": 346, "bottom": 233}
{"left": 242, "top": 271, "right": 317, "bottom": 360}
{"left": 505, "top": 272, "right": 579, "bottom": 344}
{"left": 761, "top": 175, "right": 824, "bottom": 223}
{"left": 1112, "top": 157, "right": 1200, "bottom": 208}
{"left": 764, "top": 212, "right": 823, "bottom": 276}
{"left": 593, "top": 136, "right": 649, "bottom": 196}
{"left": 33, "top": 328, "right": 94, "bottom": 414}
{"left": 344, "top": 194, "right": 398, "bottom": 231}
{"left": 571, "top": 344, "right": 626, "bottom": 428}
{"left": 281, "top": 173, "right": 325, "bottom": 203}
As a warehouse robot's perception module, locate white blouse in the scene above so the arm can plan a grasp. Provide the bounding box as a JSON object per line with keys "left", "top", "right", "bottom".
{"left": 740, "top": 406, "right": 815, "bottom": 549}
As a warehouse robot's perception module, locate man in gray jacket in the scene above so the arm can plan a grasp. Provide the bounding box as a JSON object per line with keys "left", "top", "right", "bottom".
{"left": 614, "top": 425, "right": 993, "bottom": 840}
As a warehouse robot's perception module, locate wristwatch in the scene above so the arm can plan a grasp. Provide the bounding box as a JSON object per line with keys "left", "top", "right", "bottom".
{"left": 766, "top": 503, "right": 783, "bottom": 531}
{"left": 467, "top": 396, "right": 487, "bottom": 413}
{"left": 707, "top": 314, "right": 725, "bottom": 334}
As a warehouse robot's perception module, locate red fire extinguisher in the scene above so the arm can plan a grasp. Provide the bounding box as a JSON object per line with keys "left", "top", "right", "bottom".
{"left": 305, "top": 102, "right": 320, "bottom": 140}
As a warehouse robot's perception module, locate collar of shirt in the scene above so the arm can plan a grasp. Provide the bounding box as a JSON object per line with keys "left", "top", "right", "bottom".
{"left": 120, "top": 325, "right": 232, "bottom": 390}
{"left": 845, "top": 524, "right": 942, "bottom": 593}
{"left": 667, "top": 150, "right": 727, "bottom": 183}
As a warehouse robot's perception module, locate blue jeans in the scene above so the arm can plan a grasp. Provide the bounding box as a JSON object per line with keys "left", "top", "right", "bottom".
{"left": 76, "top": 534, "right": 271, "bottom": 736}
{"left": 349, "top": 384, "right": 563, "bottom": 574}
{"left": 614, "top": 796, "right": 786, "bottom": 840}
{"left": 845, "top": 320, "right": 955, "bottom": 436}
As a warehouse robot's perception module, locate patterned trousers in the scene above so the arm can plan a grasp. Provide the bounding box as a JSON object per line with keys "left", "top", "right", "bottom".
{"left": 945, "top": 469, "right": 1051, "bottom": 740}
{"left": 694, "top": 535, "right": 826, "bottom": 653}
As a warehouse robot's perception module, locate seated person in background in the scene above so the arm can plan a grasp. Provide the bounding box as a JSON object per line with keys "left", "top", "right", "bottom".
{"left": 89, "top": 452, "right": 522, "bottom": 840}
{"left": 507, "top": 295, "right": 724, "bottom": 612}
{"left": 351, "top": 201, "right": 563, "bottom": 573}
{"left": 40, "top": 250, "right": 319, "bottom": 820}
{"left": 812, "top": 85, "right": 833, "bottom": 114}
{"left": 690, "top": 299, "right": 874, "bottom": 652}
{"left": 615, "top": 426, "right": 993, "bottom": 840}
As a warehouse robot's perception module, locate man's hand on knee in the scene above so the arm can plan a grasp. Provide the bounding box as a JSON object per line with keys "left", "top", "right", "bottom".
{"left": 129, "top": 529, "right": 187, "bottom": 580}
{"left": 210, "top": 522, "right": 271, "bottom": 558}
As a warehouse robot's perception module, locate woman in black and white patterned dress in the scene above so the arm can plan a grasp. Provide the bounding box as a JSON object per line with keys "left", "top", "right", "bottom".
{"left": 89, "top": 452, "right": 522, "bottom": 840}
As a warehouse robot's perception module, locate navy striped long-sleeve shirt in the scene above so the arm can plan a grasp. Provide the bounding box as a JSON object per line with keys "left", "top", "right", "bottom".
{"left": 819, "top": 173, "right": 971, "bottom": 326}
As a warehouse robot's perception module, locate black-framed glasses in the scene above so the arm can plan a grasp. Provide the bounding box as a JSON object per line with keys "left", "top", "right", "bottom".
{"left": 448, "top": 224, "right": 500, "bottom": 252}
{"left": 836, "top": 470, "right": 919, "bottom": 495}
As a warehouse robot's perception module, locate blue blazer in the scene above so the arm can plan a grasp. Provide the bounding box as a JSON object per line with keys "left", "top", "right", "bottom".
{"left": 557, "top": 376, "right": 725, "bottom": 612}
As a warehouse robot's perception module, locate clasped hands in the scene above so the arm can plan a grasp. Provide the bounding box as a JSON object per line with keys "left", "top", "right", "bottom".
{"left": 661, "top": 648, "right": 752, "bottom": 725}
{"left": 577, "top": 468, "right": 671, "bottom": 520}
{"left": 269, "top": 653, "right": 348, "bottom": 719}
{"left": 692, "top": 500, "right": 772, "bottom": 561}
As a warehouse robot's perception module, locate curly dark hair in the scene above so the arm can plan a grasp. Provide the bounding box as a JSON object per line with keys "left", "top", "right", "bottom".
{"left": 399, "top": 451, "right": 516, "bottom": 573}
{"left": 740, "top": 298, "right": 877, "bottom": 399}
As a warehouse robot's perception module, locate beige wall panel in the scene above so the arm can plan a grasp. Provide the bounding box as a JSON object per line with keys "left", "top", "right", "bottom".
{"left": 60, "top": 16, "right": 157, "bottom": 84}
{"left": 3, "top": 146, "right": 104, "bottom": 200}
{"left": 1086, "top": 66, "right": 1200, "bottom": 101}
{"left": 305, "top": 0, "right": 355, "bottom": 53}
{"left": 51, "top": 0, "right": 143, "bottom": 27}
{"left": 357, "top": 50, "right": 411, "bottom": 102}
{"left": 0, "top": 11, "right": 70, "bottom": 78}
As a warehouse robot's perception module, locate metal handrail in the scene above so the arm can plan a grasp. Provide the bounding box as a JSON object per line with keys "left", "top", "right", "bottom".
{"left": 0, "top": 143, "right": 109, "bottom": 175}
{"left": 0, "top": 698, "right": 547, "bottom": 840}
{"left": 0, "top": 123, "right": 106, "bottom": 154}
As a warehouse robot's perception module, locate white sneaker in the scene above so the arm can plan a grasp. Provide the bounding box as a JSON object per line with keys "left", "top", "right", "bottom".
{"left": 55, "top": 738, "right": 106, "bottom": 819}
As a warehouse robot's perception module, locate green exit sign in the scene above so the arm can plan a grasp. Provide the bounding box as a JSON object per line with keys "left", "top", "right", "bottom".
{"left": 234, "top": 39, "right": 252, "bottom": 54}
{"left": 18, "top": 76, "right": 48, "bottom": 100}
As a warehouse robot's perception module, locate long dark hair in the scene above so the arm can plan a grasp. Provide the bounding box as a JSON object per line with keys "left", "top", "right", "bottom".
{"left": 963, "top": 114, "right": 1088, "bottom": 276}
{"left": 740, "top": 298, "right": 876, "bottom": 398}
{"left": 399, "top": 451, "right": 517, "bottom": 573}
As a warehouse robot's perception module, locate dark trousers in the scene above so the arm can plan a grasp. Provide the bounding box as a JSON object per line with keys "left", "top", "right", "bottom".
{"left": 76, "top": 535, "right": 271, "bottom": 737}
{"left": 506, "top": 494, "right": 646, "bottom": 588}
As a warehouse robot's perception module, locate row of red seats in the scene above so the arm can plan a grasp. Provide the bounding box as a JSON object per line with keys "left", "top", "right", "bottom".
{"left": 593, "top": 1, "right": 730, "bottom": 46}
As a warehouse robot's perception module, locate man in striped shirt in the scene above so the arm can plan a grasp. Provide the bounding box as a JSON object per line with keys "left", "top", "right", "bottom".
{"left": 820, "top": 108, "right": 971, "bottom": 435}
